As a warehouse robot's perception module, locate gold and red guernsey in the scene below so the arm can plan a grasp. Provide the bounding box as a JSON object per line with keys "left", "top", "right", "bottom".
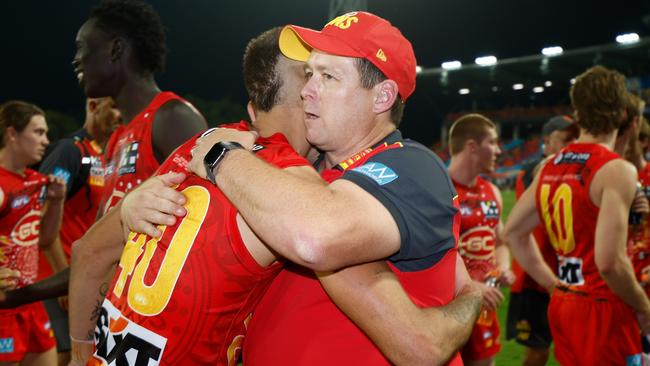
{"left": 536, "top": 143, "right": 619, "bottom": 296}
{"left": 0, "top": 167, "right": 48, "bottom": 289}
{"left": 453, "top": 176, "right": 500, "bottom": 282}
{"left": 90, "top": 123, "right": 310, "bottom": 366}
{"left": 99, "top": 92, "right": 185, "bottom": 215}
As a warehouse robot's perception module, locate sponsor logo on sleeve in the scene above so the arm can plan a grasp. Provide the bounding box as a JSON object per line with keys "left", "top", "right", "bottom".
{"left": 351, "top": 162, "right": 398, "bottom": 186}
{"left": 0, "top": 338, "right": 14, "bottom": 353}
{"left": 53, "top": 167, "right": 71, "bottom": 184}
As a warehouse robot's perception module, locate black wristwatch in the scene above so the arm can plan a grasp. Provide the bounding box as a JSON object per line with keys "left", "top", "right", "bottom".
{"left": 203, "top": 141, "right": 244, "bottom": 184}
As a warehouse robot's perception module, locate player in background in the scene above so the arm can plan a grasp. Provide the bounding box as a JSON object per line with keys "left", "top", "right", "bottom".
{"left": 446, "top": 113, "right": 514, "bottom": 366}
{"left": 506, "top": 115, "right": 578, "bottom": 366}
{"left": 0, "top": 101, "right": 66, "bottom": 366}
{"left": 504, "top": 66, "right": 650, "bottom": 365}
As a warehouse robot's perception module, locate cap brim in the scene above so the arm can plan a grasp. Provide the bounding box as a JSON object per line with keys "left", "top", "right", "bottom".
{"left": 279, "top": 25, "right": 362, "bottom": 62}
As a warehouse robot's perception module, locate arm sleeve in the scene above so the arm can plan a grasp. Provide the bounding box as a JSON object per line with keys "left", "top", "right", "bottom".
{"left": 341, "top": 143, "right": 458, "bottom": 272}
{"left": 39, "top": 139, "right": 82, "bottom": 194}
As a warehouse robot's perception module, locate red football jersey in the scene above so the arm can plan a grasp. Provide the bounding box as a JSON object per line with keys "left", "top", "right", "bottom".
{"left": 536, "top": 143, "right": 619, "bottom": 295}
{"left": 89, "top": 124, "right": 310, "bottom": 366}
{"left": 454, "top": 176, "right": 500, "bottom": 282}
{"left": 511, "top": 169, "right": 557, "bottom": 293}
{"left": 628, "top": 162, "right": 650, "bottom": 295}
{"left": 0, "top": 167, "right": 48, "bottom": 288}
{"left": 244, "top": 142, "right": 462, "bottom": 366}
{"left": 99, "top": 92, "right": 188, "bottom": 215}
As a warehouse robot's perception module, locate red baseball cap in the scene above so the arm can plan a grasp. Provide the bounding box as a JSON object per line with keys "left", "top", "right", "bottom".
{"left": 279, "top": 11, "right": 417, "bottom": 100}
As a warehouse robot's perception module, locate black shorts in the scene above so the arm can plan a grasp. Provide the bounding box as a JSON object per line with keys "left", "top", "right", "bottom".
{"left": 506, "top": 289, "right": 552, "bottom": 349}
{"left": 43, "top": 298, "right": 70, "bottom": 352}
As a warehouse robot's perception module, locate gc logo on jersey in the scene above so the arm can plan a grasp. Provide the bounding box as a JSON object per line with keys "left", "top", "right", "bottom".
{"left": 10, "top": 210, "right": 41, "bottom": 247}
{"left": 458, "top": 226, "right": 496, "bottom": 261}
{"left": 93, "top": 300, "right": 167, "bottom": 366}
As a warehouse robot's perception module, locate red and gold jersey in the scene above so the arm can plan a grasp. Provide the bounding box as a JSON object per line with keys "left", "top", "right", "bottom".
{"left": 0, "top": 167, "right": 47, "bottom": 288}
{"left": 90, "top": 123, "right": 310, "bottom": 366}
{"left": 536, "top": 143, "right": 619, "bottom": 295}
{"left": 99, "top": 92, "right": 186, "bottom": 215}
{"left": 454, "top": 176, "right": 501, "bottom": 281}
{"left": 511, "top": 167, "right": 557, "bottom": 293}
{"left": 628, "top": 162, "right": 650, "bottom": 294}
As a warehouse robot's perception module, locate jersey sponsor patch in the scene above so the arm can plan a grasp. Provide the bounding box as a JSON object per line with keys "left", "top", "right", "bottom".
{"left": 0, "top": 338, "right": 13, "bottom": 354}
{"left": 480, "top": 200, "right": 499, "bottom": 219}
{"left": 351, "top": 162, "right": 398, "bottom": 185}
{"left": 118, "top": 142, "right": 140, "bottom": 176}
{"left": 557, "top": 256, "right": 584, "bottom": 285}
{"left": 53, "top": 167, "right": 71, "bottom": 184}
{"left": 553, "top": 151, "right": 591, "bottom": 165}
{"left": 93, "top": 299, "right": 167, "bottom": 366}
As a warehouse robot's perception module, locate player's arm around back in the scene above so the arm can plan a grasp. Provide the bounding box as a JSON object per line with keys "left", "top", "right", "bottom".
{"left": 318, "top": 258, "right": 482, "bottom": 366}
{"left": 69, "top": 205, "right": 126, "bottom": 361}
{"left": 592, "top": 159, "right": 650, "bottom": 323}
{"left": 211, "top": 149, "right": 401, "bottom": 272}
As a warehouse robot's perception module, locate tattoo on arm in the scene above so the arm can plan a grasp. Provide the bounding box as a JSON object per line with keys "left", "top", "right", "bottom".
{"left": 86, "top": 282, "right": 109, "bottom": 340}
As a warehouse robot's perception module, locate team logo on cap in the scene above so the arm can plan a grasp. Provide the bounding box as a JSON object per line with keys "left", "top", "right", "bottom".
{"left": 326, "top": 12, "right": 359, "bottom": 29}
{"left": 376, "top": 49, "right": 387, "bottom": 62}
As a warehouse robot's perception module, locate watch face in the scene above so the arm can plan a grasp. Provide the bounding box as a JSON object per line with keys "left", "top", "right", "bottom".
{"left": 204, "top": 143, "right": 226, "bottom": 168}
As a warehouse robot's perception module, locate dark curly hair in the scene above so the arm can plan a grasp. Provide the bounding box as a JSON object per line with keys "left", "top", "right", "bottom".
{"left": 243, "top": 27, "right": 284, "bottom": 113}
{"left": 570, "top": 66, "right": 627, "bottom": 136}
{"left": 90, "top": 0, "right": 167, "bottom": 74}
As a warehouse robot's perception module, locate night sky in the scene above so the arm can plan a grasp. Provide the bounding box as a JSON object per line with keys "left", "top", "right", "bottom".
{"left": 2, "top": 0, "right": 648, "bottom": 145}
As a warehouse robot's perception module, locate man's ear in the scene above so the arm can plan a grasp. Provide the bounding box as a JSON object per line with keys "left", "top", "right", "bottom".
{"left": 5, "top": 126, "right": 18, "bottom": 144}
{"left": 466, "top": 139, "right": 478, "bottom": 153}
{"left": 372, "top": 80, "right": 399, "bottom": 114}
{"left": 246, "top": 101, "right": 257, "bottom": 122}
{"left": 110, "top": 37, "right": 125, "bottom": 62}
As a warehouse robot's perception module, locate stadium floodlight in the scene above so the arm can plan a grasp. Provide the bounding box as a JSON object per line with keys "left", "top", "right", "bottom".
{"left": 570, "top": 78, "right": 576, "bottom": 85}
{"left": 475, "top": 55, "right": 497, "bottom": 67}
{"left": 459, "top": 88, "right": 470, "bottom": 95}
{"left": 416, "top": 65, "right": 423, "bottom": 74}
{"left": 541, "top": 46, "right": 563, "bottom": 57}
{"left": 544, "top": 80, "right": 553, "bottom": 87}
{"left": 533, "top": 86, "right": 544, "bottom": 93}
{"left": 512, "top": 83, "right": 524, "bottom": 90}
{"left": 616, "top": 33, "right": 640, "bottom": 44}
{"left": 441, "top": 60, "right": 462, "bottom": 70}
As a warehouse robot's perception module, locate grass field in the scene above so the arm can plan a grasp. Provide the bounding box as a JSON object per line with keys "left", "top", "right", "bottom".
{"left": 495, "top": 190, "right": 559, "bottom": 365}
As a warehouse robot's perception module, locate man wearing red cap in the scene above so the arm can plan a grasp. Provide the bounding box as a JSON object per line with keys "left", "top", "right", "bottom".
{"left": 156, "top": 11, "right": 477, "bottom": 365}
